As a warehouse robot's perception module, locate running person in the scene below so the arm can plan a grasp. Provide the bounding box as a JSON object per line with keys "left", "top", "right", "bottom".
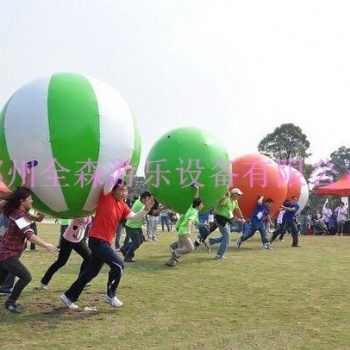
{"left": 40, "top": 216, "right": 92, "bottom": 290}
{"left": 0, "top": 187, "right": 57, "bottom": 313}
{"left": 60, "top": 164, "right": 154, "bottom": 310}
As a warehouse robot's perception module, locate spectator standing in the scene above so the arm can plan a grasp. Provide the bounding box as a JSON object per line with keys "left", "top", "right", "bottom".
{"left": 335, "top": 202, "right": 347, "bottom": 236}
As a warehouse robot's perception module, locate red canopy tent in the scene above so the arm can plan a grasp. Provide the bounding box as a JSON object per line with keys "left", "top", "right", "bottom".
{"left": 316, "top": 173, "right": 350, "bottom": 196}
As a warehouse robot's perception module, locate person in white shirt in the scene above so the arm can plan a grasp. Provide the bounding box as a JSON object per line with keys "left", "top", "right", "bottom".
{"left": 335, "top": 202, "right": 347, "bottom": 236}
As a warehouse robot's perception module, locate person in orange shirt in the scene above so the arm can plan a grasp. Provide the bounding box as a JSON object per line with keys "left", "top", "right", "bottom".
{"left": 60, "top": 164, "right": 154, "bottom": 310}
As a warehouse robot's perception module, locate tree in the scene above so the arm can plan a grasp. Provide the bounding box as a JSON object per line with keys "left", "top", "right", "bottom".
{"left": 328, "top": 146, "right": 350, "bottom": 179}
{"left": 258, "top": 123, "right": 311, "bottom": 162}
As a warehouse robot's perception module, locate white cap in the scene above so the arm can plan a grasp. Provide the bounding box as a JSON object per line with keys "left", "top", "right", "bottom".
{"left": 231, "top": 188, "right": 243, "bottom": 195}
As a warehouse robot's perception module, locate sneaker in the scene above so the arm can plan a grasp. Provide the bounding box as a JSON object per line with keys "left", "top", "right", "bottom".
{"left": 84, "top": 282, "right": 93, "bottom": 288}
{"left": 263, "top": 245, "right": 273, "bottom": 250}
{"left": 5, "top": 301, "right": 21, "bottom": 314}
{"left": 194, "top": 239, "right": 200, "bottom": 249}
{"left": 60, "top": 294, "right": 79, "bottom": 310}
{"left": 236, "top": 238, "right": 242, "bottom": 249}
{"left": 170, "top": 244, "right": 179, "bottom": 262}
{"left": 215, "top": 255, "right": 227, "bottom": 259}
{"left": 165, "top": 260, "right": 177, "bottom": 267}
{"left": 105, "top": 295, "right": 123, "bottom": 308}
{"left": 39, "top": 283, "right": 48, "bottom": 291}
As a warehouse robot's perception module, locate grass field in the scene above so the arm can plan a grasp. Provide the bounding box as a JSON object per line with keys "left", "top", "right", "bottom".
{"left": 1, "top": 224, "right": 350, "bottom": 350}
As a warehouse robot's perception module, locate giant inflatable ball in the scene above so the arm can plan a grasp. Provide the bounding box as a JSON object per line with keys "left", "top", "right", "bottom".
{"left": 231, "top": 153, "right": 288, "bottom": 219}
{"left": 281, "top": 166, "right": 309, "bottom": 214}
{"left": 0, "top": 73, "right": 140, "bottom": 218}
{"left": 145, "top": 127, "right": 230, "bottom": 214}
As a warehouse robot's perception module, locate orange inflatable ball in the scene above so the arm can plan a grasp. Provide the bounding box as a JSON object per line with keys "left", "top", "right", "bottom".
{"left": 281, "top": 166, "right": 309, "bottom": 214}
{"left": 231, "top": 153, "right": 288, "bottom": 219}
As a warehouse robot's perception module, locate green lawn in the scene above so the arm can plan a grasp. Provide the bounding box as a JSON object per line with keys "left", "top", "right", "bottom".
{"left": 1, "top": 224, "right": 350, "bottom": 350}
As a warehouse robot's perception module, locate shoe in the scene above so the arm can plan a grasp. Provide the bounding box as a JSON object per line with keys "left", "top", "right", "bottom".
{"left": 105, "top": 295, "right": 123, "bottom": 308}
{"left": 60, "top": 294, "right": 79, "bottom": 310}
{"left": 5, "top": 301, "right": 21, "bottom": 314}
{"left": 165, "top": 260, "right": 177, "bottom": 267}
{"left": 0, "top": 291, "right": 11, "bottom": 296}
{"left": 292, "top": 245, "right": 301, "bottom": 248}
{"left": 84, "top": 282, "right": 93, "bottom": 288}
{"left": 39, "top": 283, "right": 48, "bottom": 291}
{"left": 170, "top": 244, "right": 179, "bottom": 262}
{"left": 236, "top": 238, "right": 242, "bottom": 249}
{"left": 215, "top": 255, "right": 227, "bottom": 259}
{"left": 263, "top": 245, "right": 273, "bottom": 250}
{"left": 194, "top": 239, "right": 200, "bottom": 249}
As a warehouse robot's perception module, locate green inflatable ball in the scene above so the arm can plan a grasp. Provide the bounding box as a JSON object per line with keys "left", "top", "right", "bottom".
{"left": 145, "top": 127, "right": 230, "bottom": 214}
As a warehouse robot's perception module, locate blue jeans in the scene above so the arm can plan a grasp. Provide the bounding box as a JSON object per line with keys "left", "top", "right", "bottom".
{"left": 209, "top": 221, "right": 231, "bottom": 257}
{"left": 64, "top": 237, "right": 125, "bottom": 302}
{"left": 230, "top": 220, "right": 243, "bottom": 233}
{"left": 121, "top": 226, "right": 144, "bottom": 260}
{"left": 300, "top": 214, "right": 308, "bottom": 234}
{"left": 241, "top": 220, "right": 269, "bottom": 245}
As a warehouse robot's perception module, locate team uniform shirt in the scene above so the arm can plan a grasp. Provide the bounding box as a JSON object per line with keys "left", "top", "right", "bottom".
{"left": 88, "top": 193, "right": 131, "bottom": 245}
{"left": 282, "top": 200, "right": 300, "bottom": 223}
{"left": 217, "top": 198, "right": 238, "bottom": 219}
{"left": 125, "top": 199, "right": 144, "bottom": 229}
{"left": 0, "top": 209, "right": 34, "bottom": 261}
{"left": 177, "top": 206, "right": 199, "bottom": 236}
{"left": 63, "top": 216, "right": 92, "bottom": 243}
{"left": 250, "top": 203, "right": 270, "bottom": 224}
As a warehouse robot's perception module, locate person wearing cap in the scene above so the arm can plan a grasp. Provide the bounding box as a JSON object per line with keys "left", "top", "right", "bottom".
{"left": 236, "top": 196, "right": 274, "bottom": 250}
{"left": 208, "top": 188, "right": 245, "bottom": 259}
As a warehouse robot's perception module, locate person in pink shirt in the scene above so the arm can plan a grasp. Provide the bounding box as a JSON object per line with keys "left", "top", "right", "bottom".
{"left": 40, "top": 216, "right": 92, "bottom": 290}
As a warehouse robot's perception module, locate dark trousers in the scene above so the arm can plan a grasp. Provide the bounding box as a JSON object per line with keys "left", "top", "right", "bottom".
{"left": 270, "top": 221, "right": 299, "bottom": 246}
{"left": 64, "top": 237, "right": 125, "bottom": 302}
{"left": 0, "top": 257, "right": 32, "bottom": 302}
{"left": 41, "top": 237, "right": 91, "bottom": 285}
{"left": 58, "top": 225, "right": 69, "bottom": 247}
{"left": 121, "top": 227, "right": 143, "bottom": 260}
{"left": 25, "top": 222, "right": 37, "bottom": 250}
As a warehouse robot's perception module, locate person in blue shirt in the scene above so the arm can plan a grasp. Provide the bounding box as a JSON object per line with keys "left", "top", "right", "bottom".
{"left": 236, "top": 196, "right": 274, "bottom": 250}
{"left": 270, "top": 196, "right": 300, "bottom": 247}
{"left": 193, "top": 211, "right": 211, "bottom": 252}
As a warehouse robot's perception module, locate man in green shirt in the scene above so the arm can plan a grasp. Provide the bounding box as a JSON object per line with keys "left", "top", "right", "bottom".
{"left": 120, "top": 191, "right": 152, "bottom": 262}
{"left": 208, "top": 188, "right": 244, "bottom": 259}
{"left": 166, "top": 187, "right": 204, "bottom": 267}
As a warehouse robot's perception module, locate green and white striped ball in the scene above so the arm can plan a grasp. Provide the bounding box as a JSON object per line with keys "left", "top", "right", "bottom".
{"left": 0, "top": 73, "right": 141, "bottom": 218}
